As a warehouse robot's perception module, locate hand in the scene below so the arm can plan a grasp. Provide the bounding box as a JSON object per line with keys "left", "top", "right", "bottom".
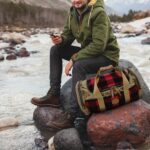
{"left": 65, "top": 60, "right": 73, "bottom": 76}
{"left": 51, "top": 35, "right": 62, "bottom": 45}
{"left": 100, "top": 65, "right": 114, "bottom": 72}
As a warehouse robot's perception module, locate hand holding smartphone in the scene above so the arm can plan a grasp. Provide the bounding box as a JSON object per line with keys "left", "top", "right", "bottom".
{"left": 50, "top": 32, "right": 62, "bottom": 45}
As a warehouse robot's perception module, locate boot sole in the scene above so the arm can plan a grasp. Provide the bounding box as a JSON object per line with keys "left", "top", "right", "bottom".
{"left": 31, "top": 100, "right": 60, "bottom": 108}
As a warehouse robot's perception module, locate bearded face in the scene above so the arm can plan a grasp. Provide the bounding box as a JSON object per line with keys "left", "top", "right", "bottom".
{"left": 71, "top": 0, "right": 88, "bottom": 9}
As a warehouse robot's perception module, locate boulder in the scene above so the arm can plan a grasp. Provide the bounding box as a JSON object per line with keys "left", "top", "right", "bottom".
{"left": 1, "top": 32, "right": 26, "bottom": 44}
{"left": 60, "top": 78, "right": 72, "bottom": 111}
{"left": 119, "top": 59, "right": 150, "bottom": 104}
{"left": 87, "top": 100, "right": 150, "bottom": 150}
{"left": 121, "top": 24, "right": 138, "bottom": 34}
{"left": 145, "top": 22, "right": 150, "bottom": 30}
{"left": 6, "top": 54, "right": 17, "bottom": 60}
{"left": 4, "top": 47, "right": 17, "bottom": 54}
{"left": 54, "top": 128, "right": 83, "bottom": 150}
{"left": 141, "top": 37, "right": 150, "bottom": 45}
{"left": 17, "top": 47, "right": 30, "bottom": 57}
{"left": 48, "top": 136, "right": 55, "bottom": 150}
{"left": 0, "top": 117, "right": 19, "bottom": 131}
{"left": 33, "top": 107, "right": 62, "bottom": 141}
{"left": 33, "top": 107, "right": 74, "bottom": 141}
{"left": 0, "top": 55, "right": 4, "bottom": 61}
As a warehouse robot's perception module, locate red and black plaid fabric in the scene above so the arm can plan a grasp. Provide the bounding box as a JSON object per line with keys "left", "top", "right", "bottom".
{"left": 85, "top": 70, "right": 140, "bottom": 113}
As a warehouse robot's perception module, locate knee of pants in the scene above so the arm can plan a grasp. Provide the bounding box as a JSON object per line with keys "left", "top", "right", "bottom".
{"left": 72, "top": 61, "right": 86, "bottom": 75}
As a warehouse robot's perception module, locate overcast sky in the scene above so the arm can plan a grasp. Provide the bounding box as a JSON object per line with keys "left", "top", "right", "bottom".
{"left": 104, "top": 0, "right": 150, "bottom": 14}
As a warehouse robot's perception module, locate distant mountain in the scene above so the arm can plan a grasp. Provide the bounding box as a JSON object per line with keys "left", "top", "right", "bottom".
{"left": 105, "top": 6, "right": 119, "bottom": 15}
{"left": 0, "top": 0, "right": 70, "bottom": 10}
{"left": 104, "top": 0, "right": 150, "bottom": 14}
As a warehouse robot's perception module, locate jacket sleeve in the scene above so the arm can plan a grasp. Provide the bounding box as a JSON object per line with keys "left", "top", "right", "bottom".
{"left": 73, "top": 11, "right": 109, "bottom": 61}
{"left": 61, "top": 15, "right": 75, "bottom": 45}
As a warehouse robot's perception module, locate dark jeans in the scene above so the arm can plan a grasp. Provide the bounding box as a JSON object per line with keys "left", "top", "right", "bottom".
{"left": 50, "top": 44, "right": 116, "bottom": 117}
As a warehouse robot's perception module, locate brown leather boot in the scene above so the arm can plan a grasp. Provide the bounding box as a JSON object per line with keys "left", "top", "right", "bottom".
{"left": 31, "top": 90, "right": 60, "bottom": 107}
{"left": 46, "top": 112, "right": 74, "bottom": 129}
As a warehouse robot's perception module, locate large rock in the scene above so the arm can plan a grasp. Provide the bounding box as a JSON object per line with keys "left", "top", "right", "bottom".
{"left": 120, "top": 24, "right": 140, "bottom": 34}
{"left": 6, "top": 54, "right": 17, "bottom": 60}
{"left": 33, "top": 107, "right": 74, "bottom": 141}
{"left": 17, "top": 47, "right": 30, "bottom": 57}
{"left": 54, "top": 128, "right": 83, "bottom": 150}
{"left": 87, "top": 100, "right": 150, "bottom": 150}
{"left": 0, "top": 117, "right": 19, "bottom": 131}
{"left": 0, "top": 55, "right": 4, "bottom": 61}
{"left": 33, "top": 107, "right": 62, "bottom": 141}
{"left": 1, "top": 32, "right": 26, "bottom": 44}
{"left": 60, "top": 78, "right": 72, "bottom": 111}
{"left": 119, "top": 59, "right": 150, "bottom": 104}
{"left": 141, "top": 37, "right": 150, "bottom": 45}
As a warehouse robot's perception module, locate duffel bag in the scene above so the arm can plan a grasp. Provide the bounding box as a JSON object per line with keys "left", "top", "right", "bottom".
{"left": 75, "top": 65, "right": 142, "bottom": 115}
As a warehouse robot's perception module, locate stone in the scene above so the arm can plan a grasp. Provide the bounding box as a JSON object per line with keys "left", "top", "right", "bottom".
{"left": 0, "top": 55, "right": 4, "bottom": 61}
{"left": 54, "top": 128, "right": 83, "bottom": 150}
{"left": 119, "top": 59, "right": 150, "bottom": 104}
{"left": 1, "top": 32, "right": 26, "bottom": 44}
{"left": 17, "top": 47, "right": 30, "bottom": 57}
{"left": 121, "top": 24, "right": 137, "bottom": 34}
{"left": 6, "top": 53, "right": 17, "bottom": 60}
{"left": 0, "top": 117, "right": 19, "bottom": 131}
{"left": 33, "top": 107, "right": 62, "bottom": 141}
{"left": 34, "top": 138, "right": 48, "bottom": 150}
{"left": 145, "top": 22, "right": 150, "bottom": 30}
{"left": 4, "top": 47, "right": 17, "bottom": 54}
{"left": 60, "top": 78, "right": 72, "bottom": 111}
{"left": 30, "top": 50, "right": 39, "bottom": 54}
{"left": 87, "top": 100, "right": 150, "bottom": 150}
{"left": 141, "top": 37, "right": 150, "bottom": 45}
{"left": 48, "top": 136, "right": 55, "bottom": 150}
{"left": 33, "top": 107, "right": 73, "bottom": 141}
{"left": 116, "top": 141, "right": 135, "bottom": 150}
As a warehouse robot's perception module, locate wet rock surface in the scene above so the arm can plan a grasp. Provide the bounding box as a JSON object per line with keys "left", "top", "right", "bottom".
{"left": 6, "top": 53, "right": 17, "bottom": 60}
{"left": 119, "top": 59, "right": 150, "bottom": 104}
{"left": 141, "top": 37, "right": 150, "bottom": 45}
{"left": 87, "top": 100, "right": 150, "bottom": 149}
{"left": 0, "top": 117, "right": 19, "bottom": 131}
{"left": 0, "top": 54, "right": 4, "bottom": 61}
{"left": 17, "top": 47, "right": 30, "bottom": 57}
{"left": 54, "top": 128, "right": 83, "bottom": 150}
{"left": 33, "top": 107, "right": 74, "bottom": 141}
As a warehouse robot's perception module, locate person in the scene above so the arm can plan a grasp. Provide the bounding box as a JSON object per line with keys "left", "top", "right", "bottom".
{"left": 31, "top": 0, "right": 120, "bottom": 129}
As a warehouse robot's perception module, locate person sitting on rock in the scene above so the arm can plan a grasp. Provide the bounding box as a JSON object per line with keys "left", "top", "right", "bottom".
{"left": 31, "top": 0, "right": 120, "bottom": 129}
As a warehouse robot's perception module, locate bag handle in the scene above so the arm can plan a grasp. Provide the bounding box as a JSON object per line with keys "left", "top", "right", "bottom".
{"left": 93, "top": 65, "right": 115, "bottom": 111}
{"left": 97, "top": 65, "right": 114, "bottom": 75}
{"left": 93, "top": 66, "right": 131, "bottom": 110}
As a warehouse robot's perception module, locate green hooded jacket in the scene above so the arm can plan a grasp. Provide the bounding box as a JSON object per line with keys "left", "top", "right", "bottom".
{"left": 61, "top": 0, "right": 120, "bottom": 64}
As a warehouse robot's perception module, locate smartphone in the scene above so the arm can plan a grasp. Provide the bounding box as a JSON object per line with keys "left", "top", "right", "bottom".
{"left": 50, "top": 32, "right": 59, "bottom": 38}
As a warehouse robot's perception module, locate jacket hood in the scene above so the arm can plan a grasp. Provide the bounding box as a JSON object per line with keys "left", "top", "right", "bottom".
{"left": 88, "top": 0, "right": 104, "bottom": 8}
{"left": 68, "top": 0, "right": 105, "bottom": 28}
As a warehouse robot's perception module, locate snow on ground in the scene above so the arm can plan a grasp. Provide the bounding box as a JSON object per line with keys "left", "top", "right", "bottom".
{"left": 129, "top": 17, "right": 150, "bottom": 29}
